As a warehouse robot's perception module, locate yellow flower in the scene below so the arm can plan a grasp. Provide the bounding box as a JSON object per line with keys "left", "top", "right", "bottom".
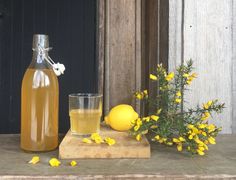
{"left": 94, "top": 136, "right": 104, "bottom": 144}
{"left": 191, "top": 73, "right": 197, "bottom": 78}
{"left": 142, "top": 117, "right": 150, "bottom": 122}
{"left": 49, "top": 158, "right": 61, "bottom": 167}
{"left": 175, "top": 98, "right": 182, "bottom": 104}
{"left": 188, "top": 134, "right": 193, "bottom": 140}
{"left": 28, "top": 156, "right": 40, "bottom": 164}
{"left": 165, "top": 72, "right": 174, "bottom": 81}
{"left": 197, "top": 149, "right": 205, "bottom": 156}
{"left": 136, "top": 118, "right": 143, "bottom": 125}
{"left": 207, "top": 124, "right": 215, "bottom": 133}
{"left": 151, "top": 115, "right": 159, "bottom": 121}
{"left": 150, "top": 125, "right": 158, "bottom": 129}
{"left": 201, "top": 112, "right": 211, "bottom": 121}
{"left": 183, "top": 73, "right": 190, "bottom": 78}
{"left": 177, "top": 143, "right": 183, "bottom": 151}
{"left": 70, "top": 160, "right": 77, "bottom": 167}
{"left": 143, "top": 90, "right": 148, "bottom": 95}
{"left": 198, "top": 146, "right": 205, "bottom": 151}
{"left": 186, "top": 80, "right": 192, "bottom": 85}
{"left": 198, "top": 123, "right": 207, "bottom": 129}
{"left": 91, "top": 133, "right": 100, "bottom": 140}
{"left": 208, "top": 137, "right": 216, "bottom": 144}
{"left": 179, "top": 137, "right": 185, "bottom": 142}
{"left": 136, "top": 93, "right": 143, "bottom": 100}
{"left": 158, "top": 139, "right": 164, "bottom": 143}
{"left": 105, "top": 137, "right": 116, "bottom": 146}
{"left": 194, "top": 138, "right": 204, "bottom": 146}
{"left": 154, "top": 135, "right": 160, "bottom": 140}
{"left": 176, "top": 91, "right": 181, "bottom": 97}
{"left": 150, "top": 74, "right": 157, "bottom": 80}
{"left": 187, "top": 124, "right": 194, "bottom": 129}
{"left": 136, "top": 134, "right": 141, "bottom": 141}
{"left": 187, "top": 146, "right": 191, "bottom": 151}
{"left": 201, "top": 131, "right": 207, "bottom": 136}
{"left": 204, "top": 140, "right": 209, "bottom": 144}
{"left": 157, "top": 109, "right": 162, "bottom": 115}
{"left": 203, "top": 144, "right": 209, "bottom": 150}
{"left": 134, "top": 125, "right": 140, "bottom": 131}
{"left": 192, "top": 127, "right": 199, "bottom": 134}
{"left": 82, "top": 138, "right": 92, "bottom": 144}
{"left": 173, "top": 138, "right": 180, "bottom": 143}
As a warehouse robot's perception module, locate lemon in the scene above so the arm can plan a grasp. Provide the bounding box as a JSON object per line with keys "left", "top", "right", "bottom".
{"left": 105, "top": 104, "right": 138, "bottom": 131}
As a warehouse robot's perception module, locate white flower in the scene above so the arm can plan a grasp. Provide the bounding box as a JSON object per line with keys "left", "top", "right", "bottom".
{"left": 53, "top": 63, "right": 65, "bottom": 76}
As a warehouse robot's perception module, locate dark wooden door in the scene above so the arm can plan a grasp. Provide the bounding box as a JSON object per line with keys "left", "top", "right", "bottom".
{"left": 0, "top": 0, "right": 97, "bottom": 133}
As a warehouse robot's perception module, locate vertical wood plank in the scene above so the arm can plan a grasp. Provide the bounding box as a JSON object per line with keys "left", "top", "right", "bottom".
{"left": 232, "top": 0, "right": 236, "bottom": 133}
{"left": 104, "top": 0, "right": 141, "bottom": 114}
{"left": 169, "top": 0, "right": 233, "bottom": 133}
{"left": 97, "top": 0, "right": 105, "bottom": 95}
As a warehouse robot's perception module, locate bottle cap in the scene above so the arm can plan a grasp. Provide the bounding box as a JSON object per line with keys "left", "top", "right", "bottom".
{"left": 32, "top": 34, "right": 49, "bottom": 50}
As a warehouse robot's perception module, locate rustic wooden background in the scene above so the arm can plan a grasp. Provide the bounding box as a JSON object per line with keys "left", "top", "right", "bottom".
{"left": 169, "top": 0, "right": 235, "bottom": 134}
{"left": 100, "top": 0, "right": 235, "bottom": 134}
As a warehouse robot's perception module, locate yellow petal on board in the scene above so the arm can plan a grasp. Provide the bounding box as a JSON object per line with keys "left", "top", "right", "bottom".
{"left": 28, "top": 156, "right": 40, "bottom": 164}
{"left": 49, "top": 158, "right": 61, "bottom": 167}
{"left": 82, "top": 138, "right": 92, "bottom": 144}
{"left": 105, "top": 137, "right": 116, "bottom": 146}
{"left": 70, "top": 160, "right": 77, "bottom": 167}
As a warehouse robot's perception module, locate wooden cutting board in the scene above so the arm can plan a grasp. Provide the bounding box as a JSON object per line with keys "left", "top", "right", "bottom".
{"left": 59, "top": 126, "right": 150, "bottom": 159}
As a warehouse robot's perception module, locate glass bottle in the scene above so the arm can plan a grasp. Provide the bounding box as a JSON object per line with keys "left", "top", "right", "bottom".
{"left": 21, "top": 34, "right": 59, "bottom": 151}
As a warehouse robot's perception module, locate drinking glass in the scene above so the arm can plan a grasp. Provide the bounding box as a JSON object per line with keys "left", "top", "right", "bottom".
{"left": 69, "top": 93, "right": 102, "bottom": 135}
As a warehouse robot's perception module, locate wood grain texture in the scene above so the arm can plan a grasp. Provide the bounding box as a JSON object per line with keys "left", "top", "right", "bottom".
{"left": 104, "top": 0, "right": 141, "bottom": 114}
{"left": 169, "top": 0, "right": 233, "bottom": 133}
{"left": 59, "top": 126, "right": 150, "bottom": 159}
{"left": 232, "top": 0, "right": 236, "bottom": 134}
{"left": 97, "top": 0, "right": 105, "bottom": 95}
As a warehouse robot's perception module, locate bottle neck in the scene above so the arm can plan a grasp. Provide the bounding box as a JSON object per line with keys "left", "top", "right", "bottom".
{"left": 29, "top": 51, "right": 50, "bottom": 69}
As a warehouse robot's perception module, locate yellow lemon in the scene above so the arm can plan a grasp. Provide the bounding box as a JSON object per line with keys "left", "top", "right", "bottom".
{"left": 105, "top": 104, "right": 138, "bottom": 131}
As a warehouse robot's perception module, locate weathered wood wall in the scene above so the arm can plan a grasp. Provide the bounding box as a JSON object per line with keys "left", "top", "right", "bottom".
{"left": 169, "top": 0, "right": 234, "bottom": 134}
{"left": 103, "top": 0, "right": 141, "bottom": 114}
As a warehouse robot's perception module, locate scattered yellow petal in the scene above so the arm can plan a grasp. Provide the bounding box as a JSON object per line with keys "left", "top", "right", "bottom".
{"left": 105, "top": 137, "right": 116, "bottom": 146}
{"left": 94, "top": 136, "right": 104, "bottom": 144}
{"left": 70, "top": 160, "right": 77, "bottom": 167}
{"left": 91, "top": 133, "right": 100, "bottom": 140}
{"left": 49, "top": 158, "right": 61, "bottom": 167}
{"left": 151, "top": 115, "right": 159, "bottom": 121}
{"left": 82, "top": 138, "right": 92, "bottom": 144}
{"left": 28, "top": 156, "right": 40, "bottom": 164}
{"left": 150, "top": 74, "right": 157, "bottom": 80}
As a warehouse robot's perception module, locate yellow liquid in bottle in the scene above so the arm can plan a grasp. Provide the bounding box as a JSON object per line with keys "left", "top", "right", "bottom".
{"left": 21, "top": 68, "right": 59, "bottom": 151}
{"left": 69, "top": 109, "right": 101, "bottom": 135}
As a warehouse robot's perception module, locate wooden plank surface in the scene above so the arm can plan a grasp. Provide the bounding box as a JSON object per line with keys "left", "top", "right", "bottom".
{"left": 59, "top": 126, "right": 150, "bottom": 159}
{"left": 104, "top": 0, "right": 141, "bottom": 114}
{"left": 169, "top": 0, "right": 233, "bottom": 133}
